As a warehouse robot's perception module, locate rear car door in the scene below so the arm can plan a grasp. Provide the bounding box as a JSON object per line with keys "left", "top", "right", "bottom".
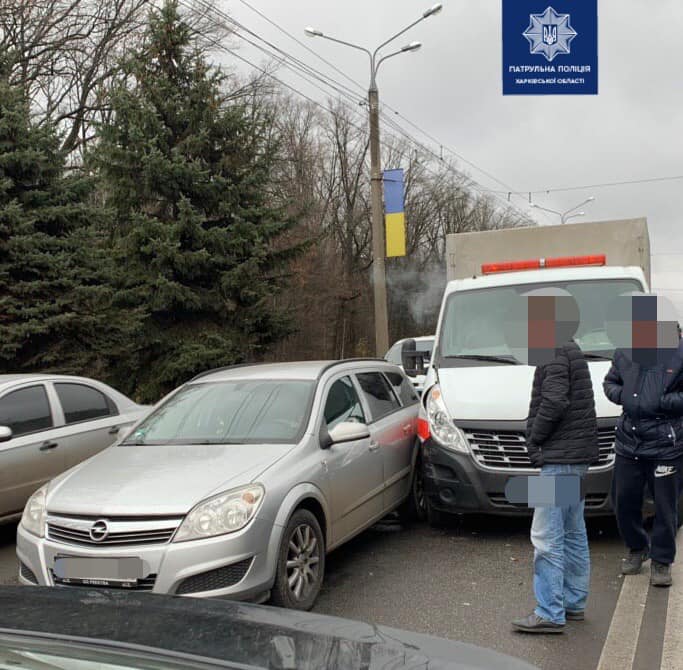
{"left": 50, "top": 382, "right": 123, "bottom": 469}
{"left": 0, "top": 384, "right": 64, "bottom": 519}
{"left": 354, "top": 371, "right": 407, "bottom": 513}
{"left": 321, "top": 375, "right": 384, "bottom": 546}
{"left": 382, "top": 370, "right": 419, "bottom": 509}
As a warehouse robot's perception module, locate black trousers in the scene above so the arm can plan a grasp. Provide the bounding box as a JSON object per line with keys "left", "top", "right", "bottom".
{"left": 613, "top": 454, "right": 683, "bottom": 565}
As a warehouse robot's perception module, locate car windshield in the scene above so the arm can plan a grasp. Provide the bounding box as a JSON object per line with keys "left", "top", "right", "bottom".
{"left": 438, "top": 278, "right": 643, "bottom": 364}
{"left": 121, "top": 380, "right": 315, "bottom": 445}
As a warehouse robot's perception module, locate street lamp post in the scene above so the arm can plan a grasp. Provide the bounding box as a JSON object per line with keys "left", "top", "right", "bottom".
{"left": 531, "top": 197, "right": 595, "bottom": 224}
{"left": 305, "top": 4, "right": 443, "bottom": 357}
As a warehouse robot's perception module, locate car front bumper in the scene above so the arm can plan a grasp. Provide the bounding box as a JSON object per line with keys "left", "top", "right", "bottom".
{"left": 422, "top": 439, "right": 615, "bottom": 517}
{"left": 16, "top": 516, "right": 278, "bottom": 600}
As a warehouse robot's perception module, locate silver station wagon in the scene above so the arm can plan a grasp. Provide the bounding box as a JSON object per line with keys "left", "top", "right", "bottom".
{"left": 0, "top": 375, "right": 147, "bottom": 524}
{"left": 17, "top": 360, "right": 420, "bottom": 609}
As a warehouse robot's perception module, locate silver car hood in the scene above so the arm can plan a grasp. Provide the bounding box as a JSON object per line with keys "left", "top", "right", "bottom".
{"left": 47, "top": 443, "right": 292, "bottom": 517}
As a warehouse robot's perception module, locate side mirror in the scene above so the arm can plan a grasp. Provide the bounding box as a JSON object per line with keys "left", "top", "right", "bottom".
{"left": 0, "top": 426, "right": 12, "bottom": 443}
{"left": 401, "top": 339, "right": 426, "bottom": 377}
{"left": 320, "top": 421, "right": 370, "bottom": 449}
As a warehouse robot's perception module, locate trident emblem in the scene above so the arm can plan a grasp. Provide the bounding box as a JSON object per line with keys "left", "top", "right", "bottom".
{"left": 543, "top": 25, "right": 558, "bottom": 45}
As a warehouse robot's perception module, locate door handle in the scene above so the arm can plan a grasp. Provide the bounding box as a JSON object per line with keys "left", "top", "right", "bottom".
{"left": 39, "top": 441, "right": 58, "bottom": 451}
{"left": 402, "top": 423, "right": 412, "bottom": 435}
{"left": 369, "top": 441, "right": 380, "bottom": 452}
{"left": 108, "top": 426, "right": 120, "bottom": 435}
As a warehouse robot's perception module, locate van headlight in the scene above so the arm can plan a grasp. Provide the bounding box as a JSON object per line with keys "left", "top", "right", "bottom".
{"left": 426, "top": 385, "right": 469, "bottom": 453}
{"left": 21, "top": 485, "right": 48, "bottom": 538}
{"left": 173, "top": 485, "right": 265, "bottom": 542}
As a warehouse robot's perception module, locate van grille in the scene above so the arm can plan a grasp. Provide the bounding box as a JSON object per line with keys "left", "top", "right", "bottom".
{"left": 466, "top": 427, "right": 615, "bottom": 470}
{"left": 46, "top": 515, "right": 182, "bottom": 547}
{"left": 487, "top": 492, "right": 608, "bottom": 509}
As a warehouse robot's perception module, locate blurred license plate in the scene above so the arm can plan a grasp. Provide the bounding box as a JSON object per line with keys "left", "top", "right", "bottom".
{"left": 53, "top": 556, "right": 143, "bottom": 587}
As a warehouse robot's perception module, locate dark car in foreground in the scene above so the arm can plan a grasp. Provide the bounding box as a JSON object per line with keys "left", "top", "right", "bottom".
{"left": 0, "top": 586, "right": 539, "bottom": 670}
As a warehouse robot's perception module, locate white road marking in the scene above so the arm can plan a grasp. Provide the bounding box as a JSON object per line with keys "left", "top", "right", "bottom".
{"left": 661, "top": 532, "right": 683, "bottom": 670}
{"left": 596, "top": 571, "right": 650, "bottom": 670}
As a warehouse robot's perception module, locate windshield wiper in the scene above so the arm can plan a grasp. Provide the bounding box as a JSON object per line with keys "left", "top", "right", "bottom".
{"left": 583, "top": 353, "right": 613, "bottom": 361}
{"left": 443, "top": 354, "right": 520, "bottom": 365}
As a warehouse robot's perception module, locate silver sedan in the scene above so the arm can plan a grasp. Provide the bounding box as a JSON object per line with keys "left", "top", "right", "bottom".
{"left": 0, "top": 374, "right": 148, "bottom": 525}
{"left": 17, "top": 360, "right": 420, "bottom": 610}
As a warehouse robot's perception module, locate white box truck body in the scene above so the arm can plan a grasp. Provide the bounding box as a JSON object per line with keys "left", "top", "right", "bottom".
{"left": 416, "top": 218, "right": 650, "bottom": 519}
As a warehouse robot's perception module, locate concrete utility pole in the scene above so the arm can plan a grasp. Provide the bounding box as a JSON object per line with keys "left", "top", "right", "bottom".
{"left": 305, "top": 4, "right": 443, "bottom": 356}
{"left": 531, "top": 197, "right": 595, "bottom": 224}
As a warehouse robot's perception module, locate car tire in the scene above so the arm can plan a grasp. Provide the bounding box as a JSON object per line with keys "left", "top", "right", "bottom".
{"left": 271, "top": 509, "right": 325, "bottom": 611}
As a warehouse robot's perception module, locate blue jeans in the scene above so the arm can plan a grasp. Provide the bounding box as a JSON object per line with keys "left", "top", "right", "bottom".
{"left": 531, "top": 463, "right": 590, "bottom": 624}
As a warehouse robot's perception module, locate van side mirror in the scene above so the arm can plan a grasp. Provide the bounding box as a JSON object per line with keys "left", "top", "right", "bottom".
{"left": 401, "top": 339, "right": 426, "bottom": 377}
{"left": 0, "top": 426, "right": 12, "bottom": 443}
{"left": 320, "top": 421, "right": 370, "bottom": 449}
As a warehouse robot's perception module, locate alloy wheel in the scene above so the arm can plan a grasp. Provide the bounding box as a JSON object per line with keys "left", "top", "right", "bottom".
{"left": 285, "top": 523, "right": 320, "bottom": 602}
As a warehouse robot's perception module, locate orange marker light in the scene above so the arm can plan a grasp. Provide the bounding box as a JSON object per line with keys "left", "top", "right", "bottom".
{"left": 481, "top": 254, "right": 606, "bottom": 275}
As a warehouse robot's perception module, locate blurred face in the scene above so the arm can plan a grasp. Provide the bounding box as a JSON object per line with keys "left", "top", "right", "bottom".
{"left": 606, "top": 293, "right": 679, "bottom": 365}
{"left": 504, "top": 290, "right": 579, "bottom": 366}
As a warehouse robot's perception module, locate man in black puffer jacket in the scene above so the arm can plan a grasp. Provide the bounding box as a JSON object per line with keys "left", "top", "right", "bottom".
{"left": 512, "top": 292, "right": 599, "bottom": 634}
{"left": 604, "top": 336, "right": 683, "bottom": 587}
{"left": 526, "top": 340, "right": 599, "bottom": 469}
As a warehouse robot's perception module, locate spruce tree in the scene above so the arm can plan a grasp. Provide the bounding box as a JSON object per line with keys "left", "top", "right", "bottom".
{"left": 0, "top": 52, "right": 131, "bottom": 379}
{"left": 95, "top": 1, "right": 297, "bottom": 401}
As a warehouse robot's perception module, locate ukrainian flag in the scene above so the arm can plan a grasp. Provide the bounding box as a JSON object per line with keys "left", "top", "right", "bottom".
{"left": 383, "top": 168, "right": 406, "bottom": 257}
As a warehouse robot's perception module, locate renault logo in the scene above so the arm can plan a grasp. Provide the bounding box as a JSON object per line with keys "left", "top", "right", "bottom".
{"left": 89, "top": 519, "right": 109, "bottom": 542}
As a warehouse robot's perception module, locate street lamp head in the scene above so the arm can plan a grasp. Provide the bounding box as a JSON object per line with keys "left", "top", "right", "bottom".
{"left": 401, "top": 41, "right": 422, "bottom": 53}
{"left": 586, "top": 196, "right": 595, "bottom": 202}
{"left": 304, "top": 26, "right": 323, "bottom": 37}
{"left": 423, "top": 3, "right": 443, "bottom": 18}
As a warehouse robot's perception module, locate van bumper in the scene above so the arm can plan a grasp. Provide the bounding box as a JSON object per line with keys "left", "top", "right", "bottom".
{"left": 421, "top": 439, "right": 615, "bottom": 517}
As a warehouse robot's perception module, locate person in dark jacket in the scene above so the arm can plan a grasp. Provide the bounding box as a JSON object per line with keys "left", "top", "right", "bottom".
{"left": 512, "top": 292, "right": 599, "bottom": 634}
{"left": 604, "top": 315, "right": 683, "bottom": 587}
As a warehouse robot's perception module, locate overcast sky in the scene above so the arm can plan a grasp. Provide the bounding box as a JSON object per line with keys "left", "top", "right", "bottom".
{"left": 217, "top": 0, "right": 683, "bottom": 309}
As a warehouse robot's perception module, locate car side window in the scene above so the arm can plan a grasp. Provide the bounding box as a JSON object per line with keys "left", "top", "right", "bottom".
{"left": 383, "top": 371, "right": 419, "bottom": 406}
{"left": 324, "top": 377, "right": 366, "bottom": 430}
{"left": 355, "top": 372, "right": 401, "bottom": 421}
{"left": 0, "top": 385, "right": 53, "bottom": 437}
{"left": 54, "top": 383, "right": 117, "bottom": 424}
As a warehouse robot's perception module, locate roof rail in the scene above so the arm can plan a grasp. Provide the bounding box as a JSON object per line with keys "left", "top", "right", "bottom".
{"left": 189, "top": 358, "right": 392, "bottom": 384}
{"left": 189, "top": 363, "right": 266, "bottom": 382}
{"left": 316, "top": 358, "right": 391, "bottom": 379}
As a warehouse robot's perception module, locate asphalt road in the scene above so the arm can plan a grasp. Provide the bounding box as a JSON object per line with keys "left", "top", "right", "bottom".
{"left": 0, "top": 514, "right": 626, "bottom": 670}
{"left": 314, "top": 513, "right": 625, "bottom": 670}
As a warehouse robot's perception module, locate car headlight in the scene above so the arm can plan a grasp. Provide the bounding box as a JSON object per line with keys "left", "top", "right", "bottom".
{"left": 426, "top": 385, "right": 469, "bottom": 453}
{"left": 173, "top": 484, "right": 265, "bottom": 543}
{"left": 21, "top": 484, "right": 48, "bottom": 538}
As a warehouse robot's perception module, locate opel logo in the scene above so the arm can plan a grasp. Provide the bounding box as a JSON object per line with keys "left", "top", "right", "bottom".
{"left": 89, "top": 519, "right": 109, "bottom": 542}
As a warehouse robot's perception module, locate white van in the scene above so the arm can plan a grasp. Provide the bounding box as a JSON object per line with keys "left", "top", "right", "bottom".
{"left": 414, "top": 258, "right": 647, "bottom": 524}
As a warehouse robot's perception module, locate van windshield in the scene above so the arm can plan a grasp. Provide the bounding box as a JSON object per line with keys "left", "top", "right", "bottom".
{"left": 437, "top": 278, "right": 643, "bottom": 365}
{"left": 121, "top": 380, "right": 315, "bottom": 445}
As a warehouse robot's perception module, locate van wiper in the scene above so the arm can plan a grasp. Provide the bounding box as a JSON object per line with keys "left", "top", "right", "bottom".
{"left": 444, "top": 354, "right": 520, "bottom": 365}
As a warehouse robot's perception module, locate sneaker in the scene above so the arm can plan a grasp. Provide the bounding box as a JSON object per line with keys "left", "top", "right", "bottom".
{"left": 511, "top": 613, "right": 564, "bottom": 634}
{"left": 651, "top": 561, "right": 673, "bottom": 587}
{"left": 622, "top": 548, "right": 649, "bottom": 575}
{"left": 565, "top": 610, "right": 585, "bottom": 621}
